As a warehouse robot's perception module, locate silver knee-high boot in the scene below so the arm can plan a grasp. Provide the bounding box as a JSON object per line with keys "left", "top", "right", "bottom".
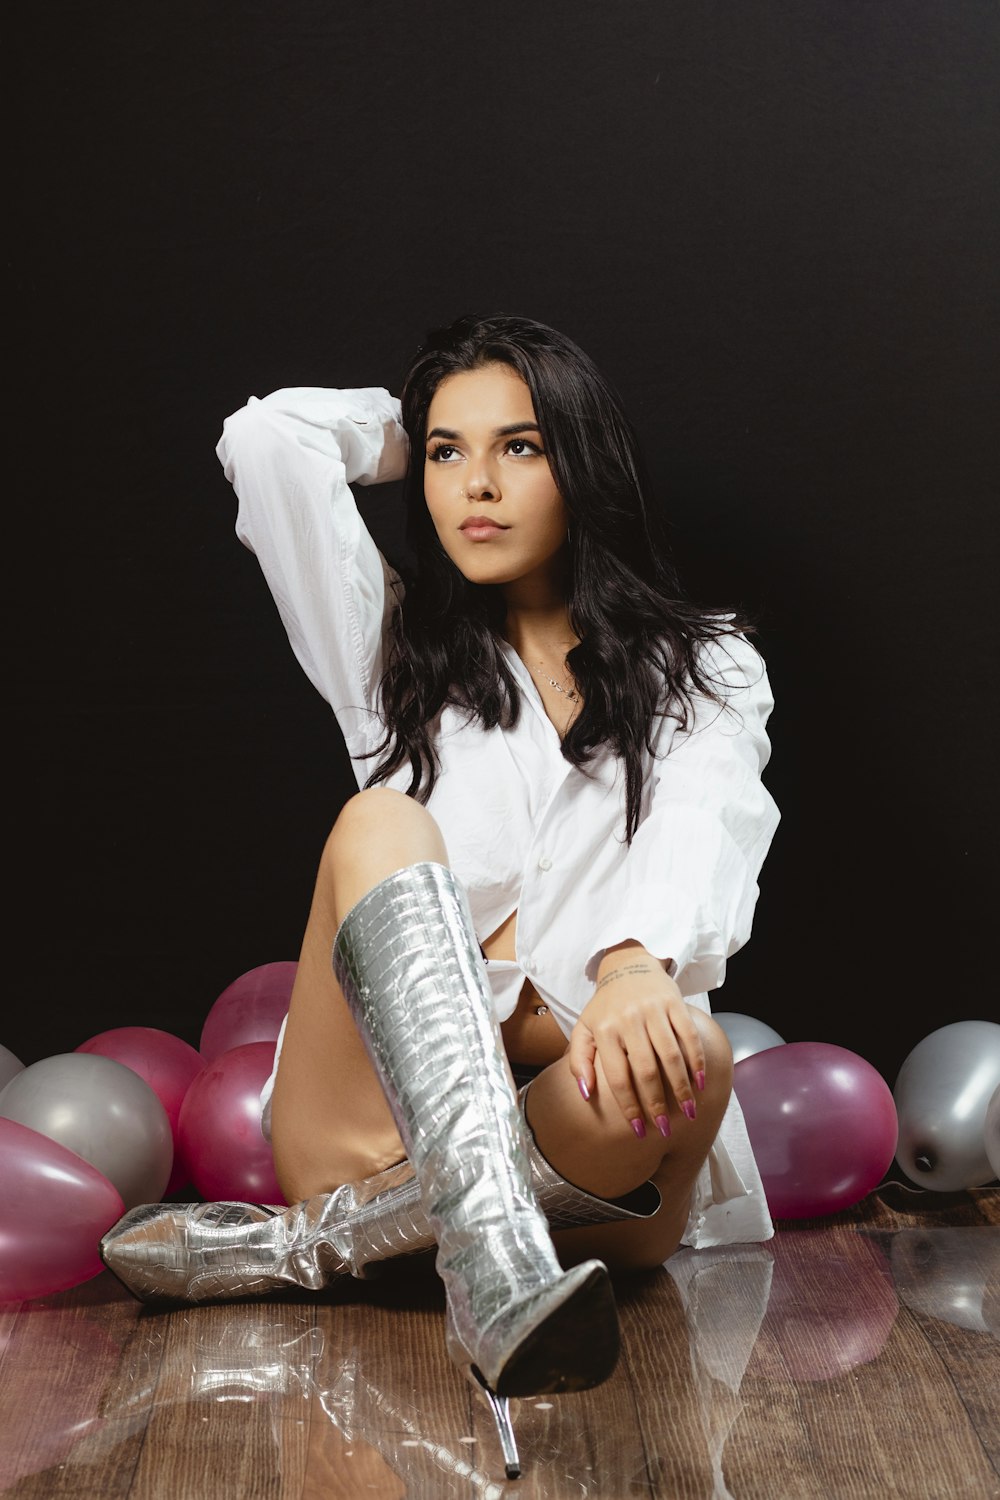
{"left": 330, "top": 863, "right": 618, "bottom": 1445}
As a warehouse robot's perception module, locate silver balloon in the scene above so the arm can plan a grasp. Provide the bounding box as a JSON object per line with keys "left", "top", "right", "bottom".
{"left": 0, "top": 1052, "right": 173, "bottom": 1209}
{"left": 894, "top": 1021, "right": 1000, "bottom": 1191}
{"left": 986, "top": 1082, "right": 1000, "bottom": 1183}
{"left": 713, "top": 1011, "right": 786, "bottom": 1064}
{"left": 891, "top": 1229, "right": 1000, "bottom": 1336}
{"left": 0, "top": 1042, "right": 25, "bottom": 1092}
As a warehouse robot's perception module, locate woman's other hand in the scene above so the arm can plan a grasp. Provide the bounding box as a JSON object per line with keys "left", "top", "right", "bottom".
{"left": 569, "top": 941, "right": 706, "bottom": 1138}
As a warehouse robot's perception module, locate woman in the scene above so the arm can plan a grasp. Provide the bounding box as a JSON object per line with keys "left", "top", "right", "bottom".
{"left": 102, "top": 314, "right": 780, "bottom": 1476}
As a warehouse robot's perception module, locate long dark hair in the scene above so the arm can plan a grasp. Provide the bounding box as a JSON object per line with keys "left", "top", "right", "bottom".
{"left": 359, "top": 313, "right": 760, "bottom": 842}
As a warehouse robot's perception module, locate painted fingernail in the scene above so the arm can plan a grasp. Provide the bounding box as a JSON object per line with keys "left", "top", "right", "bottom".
{"left": 578, "top": 1077, "right": 591, "bottom": 1102}
{"left": 695, "top": 1070, "right": 706, "bottom": 1092}
{"left": 630, "top": 1117, "right": 647, "bottom": 1140}
{"left": 682, "top": 1100, "right": 697, "bottom": 1121}
{"left": 655, "top": 1114, "right": 672, "bottom": 1139}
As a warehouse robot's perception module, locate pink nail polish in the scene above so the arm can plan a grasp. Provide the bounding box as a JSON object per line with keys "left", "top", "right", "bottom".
{"left": 695, "top": 1069, "right": 706, "bottom": 1092}
{"left": 682, "top": 1100, "right": 697, "bottom": 1121}
{"left": 630, "top": 1117, "right": 647, "bottom": 1140}
{"left": 578, "top": 1077, "right": 591, "bottom": 1102}
{"left": 655, "top": 1114, "right": 672, "bottom": 1138}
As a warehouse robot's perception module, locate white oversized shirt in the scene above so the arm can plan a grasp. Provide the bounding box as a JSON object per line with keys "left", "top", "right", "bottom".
{"left": 216, "top": 386, "right": 781, "bottom": 1249}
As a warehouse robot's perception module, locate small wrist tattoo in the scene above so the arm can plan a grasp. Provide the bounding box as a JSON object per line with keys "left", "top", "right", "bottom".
{"left": 596, "top": 961, "right": 656, "bottom": 991}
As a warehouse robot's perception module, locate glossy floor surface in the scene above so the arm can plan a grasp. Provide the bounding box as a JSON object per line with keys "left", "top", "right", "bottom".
{"left": 1, "top": 1185, "right": 997, "bottom": 1499}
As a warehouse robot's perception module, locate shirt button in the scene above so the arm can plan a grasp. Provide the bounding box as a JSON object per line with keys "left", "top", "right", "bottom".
{"left": 538, "top": 856, "right": 553, "bottom": 871}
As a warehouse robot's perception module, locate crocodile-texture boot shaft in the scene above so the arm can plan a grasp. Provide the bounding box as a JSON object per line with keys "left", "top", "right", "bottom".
{"left": 99, "top": 1160, "right": 428, "bottom": 1303}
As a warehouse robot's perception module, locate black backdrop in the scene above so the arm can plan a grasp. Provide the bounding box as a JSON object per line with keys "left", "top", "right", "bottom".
{"left": 8, "top": 2, "right": 999, "bottom": 1087}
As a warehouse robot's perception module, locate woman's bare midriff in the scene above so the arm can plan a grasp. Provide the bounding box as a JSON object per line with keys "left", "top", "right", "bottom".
{"left": 485, "top": 908, "right": 569, "bottom": 1068}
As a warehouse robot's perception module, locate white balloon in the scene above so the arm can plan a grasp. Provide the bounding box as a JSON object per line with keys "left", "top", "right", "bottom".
{"left": 985, "top": 1081, "right": 1000, "bottom": 1183}
{"left": 0, "top": 1043, "right": 24, "bottom": 1092}
{"left": 0, "top": 1052, "right": 172, "bottom": 1209}
{"left": 713, "top": 1012, "right": 786, "bottom": 1064}
{"left": 893, "top": 1021, "right": 1000, "bottom": 1191}
{"left": 891, "top": 1228, "right": 1000, "bottom": 1334}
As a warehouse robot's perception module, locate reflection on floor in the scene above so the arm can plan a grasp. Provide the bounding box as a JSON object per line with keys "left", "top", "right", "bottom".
{"left": 1, "top": 1186, "right": 997, "bottom": 1499}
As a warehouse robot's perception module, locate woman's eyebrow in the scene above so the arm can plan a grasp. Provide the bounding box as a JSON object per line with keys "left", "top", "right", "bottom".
{"left": 426, "top": 421, "right": 542, "bottom": 441}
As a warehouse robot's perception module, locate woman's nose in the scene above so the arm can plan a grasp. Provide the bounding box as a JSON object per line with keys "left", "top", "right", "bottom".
{"left": 464, "top": 457, "right": 500, "bottom": 500}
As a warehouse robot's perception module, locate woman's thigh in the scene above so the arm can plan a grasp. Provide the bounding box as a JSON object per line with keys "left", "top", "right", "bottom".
{"left": 269, "top": 789, "right": 451, "bottom": 1201}
{"left": 268, "top": 886, "right": 407, "bottom": 1203}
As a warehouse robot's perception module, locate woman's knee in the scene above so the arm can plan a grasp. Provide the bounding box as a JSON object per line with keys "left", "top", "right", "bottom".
{"left": 327, "top": 789, "right": 446, "bottom": 863}
{"left": 319, "top": 790, "right": 449, "bottom": 912}
{"left": 690, "top": 1008, "right": 734, "bottom": 1118}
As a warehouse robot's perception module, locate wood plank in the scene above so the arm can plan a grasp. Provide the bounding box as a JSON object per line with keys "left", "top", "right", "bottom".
{"left": 655, "top": 1244, "right": 778, "bottom": 1498}
{"left": 307, "top": 1275, "right": 477, "bottom": 1498}
{"left": 0, "top": 1272, "right": 161, "bottom": 1499}
{"left": 0, "top": 1300, "right": 24, "bottom": 1377}
{"left": 1, "top": 1195, "right": 997, "bottom": 1498}
{"left": 124, "top": 1299, "right": 315, "bottom": 1500}
{"left": 886, "top": 1227, "right": 1000, "bottom": 1474}
{"left": 467, "top": 1358, "right": 644, "bottom": 1498}
{"left": 728, "top": 1225, "right": 1000, "bottom": 1499}
{"left": 775, "top": 1183, "right": 1000, "bottom": 1233}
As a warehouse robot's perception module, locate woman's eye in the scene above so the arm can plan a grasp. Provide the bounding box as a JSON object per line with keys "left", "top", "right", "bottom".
{"left": 507, "top": 438, "right": 541, "bottom": 456}
{"left": 428, "top": 443, "right": 459, "bottom": 462}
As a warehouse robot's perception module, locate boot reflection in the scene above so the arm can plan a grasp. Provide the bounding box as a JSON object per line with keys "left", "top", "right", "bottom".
{"left": 58, "top": 1305, "right": 322, "bottom": 1482}
{"left": 65, "top": 1289, "right": 536, "bottom": 1492}
{"left": 317, "top": 1355, "right": 509, "bottom": 1499}
{"left": 46, "top": 1255, "right": 775, "bottom": 1495}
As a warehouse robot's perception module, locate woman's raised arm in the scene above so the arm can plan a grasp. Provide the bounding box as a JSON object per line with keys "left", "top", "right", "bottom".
{"left": 216, "top": 386, "right": 409, "bottom": 759}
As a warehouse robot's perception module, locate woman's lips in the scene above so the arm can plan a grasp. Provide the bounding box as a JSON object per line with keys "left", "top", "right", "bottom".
{"left": 460, "top": 520, "right": 508, "bottom": 539}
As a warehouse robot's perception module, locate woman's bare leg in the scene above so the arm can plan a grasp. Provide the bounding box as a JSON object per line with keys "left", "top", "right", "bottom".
{"left": 269, "top": 788, "right": 450, "bottom": 1202}
{"left": 529, "top": 1010, "right": 735, "bottom": 1271}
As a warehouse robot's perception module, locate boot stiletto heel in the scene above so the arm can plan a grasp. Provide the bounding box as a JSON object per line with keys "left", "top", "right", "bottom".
{"left": 469, "top": 1366, "right": 521, "bottom": 1480}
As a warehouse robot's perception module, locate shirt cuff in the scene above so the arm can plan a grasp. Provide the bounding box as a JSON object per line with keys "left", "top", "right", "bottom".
{"left": 584, "top": 881, "right": 728, "bottom": 996}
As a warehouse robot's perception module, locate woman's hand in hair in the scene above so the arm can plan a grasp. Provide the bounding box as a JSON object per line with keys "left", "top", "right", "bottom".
{"left": 570, "top": 941, "right": 706, "bottom": 1137}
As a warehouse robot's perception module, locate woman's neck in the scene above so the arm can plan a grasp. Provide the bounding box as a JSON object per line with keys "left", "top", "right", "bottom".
{"left": 501, "top": 605, "right": 579, "bottom": 662}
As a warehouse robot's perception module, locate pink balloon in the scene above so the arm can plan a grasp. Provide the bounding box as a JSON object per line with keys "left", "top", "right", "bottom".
{"left": 734, "top": 1041, "right": 898, "bottom": 1219}
{"left": 200, "top": 961, "right": 297, "bottom": 1062}
{"left": 75, "top": 1026, "right": 204, "bottom": 1194}
{"left": 0, "top": 1119, "right": 126, "bottom": 1301}
{"left": 178, "top": 1041, "right": 286, "bottom": 1203}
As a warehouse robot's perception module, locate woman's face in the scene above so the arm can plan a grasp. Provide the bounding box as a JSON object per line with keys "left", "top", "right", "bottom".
{"left": 422, "top": 363, "right": 569, "bottom": 592}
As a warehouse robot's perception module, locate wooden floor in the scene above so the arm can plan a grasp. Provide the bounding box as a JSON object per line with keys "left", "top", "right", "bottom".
{"left": 2, "top": 1184, "right": 997, "bottom": 1499}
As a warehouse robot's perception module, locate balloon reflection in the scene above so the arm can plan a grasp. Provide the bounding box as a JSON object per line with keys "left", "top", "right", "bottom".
{"left": 0, "top": 1299, "right": 123, "bottom": 1492}
{"left": 890, "top": 1229, "right": 1000, "bottom": 1337}
{"left": 746, "top": 1231, "right": 899, "bottom": 1382}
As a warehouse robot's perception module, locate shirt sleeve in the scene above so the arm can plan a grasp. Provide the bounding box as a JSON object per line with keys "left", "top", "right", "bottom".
{"left": 583, "top": 630, "right": 780, "bottom": 996}
{"left": 215, "top": 386, "right": 409, "bottom": 756}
